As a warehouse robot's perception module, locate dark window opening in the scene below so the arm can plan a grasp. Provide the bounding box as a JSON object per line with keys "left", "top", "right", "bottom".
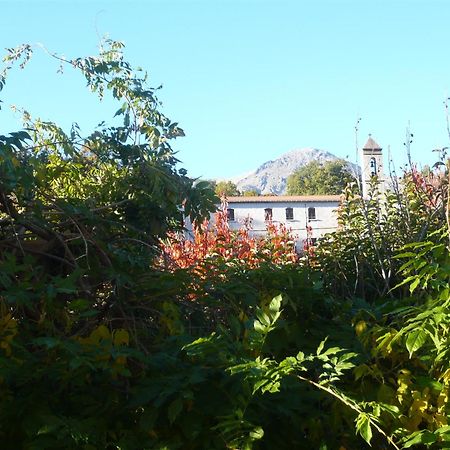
{"left": 227, "top": 208, "right": 235, "bottom": 221}
{"left": 285, "top": 207, "right": 294, "bottom": 220}
{"left": 308, "top": 207, "right": 316, "bottom": 221}
{"left": 264, "top": 208, "right": 273, "bottom": 221}
{"left": 370, "top": 157, "right": 377, "bottom": 177}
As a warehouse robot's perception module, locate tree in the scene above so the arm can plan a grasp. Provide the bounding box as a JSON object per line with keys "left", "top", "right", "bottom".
{"left": 215, "top": 180, "right": 240, "bottom": 197}
{"left": 200, "top": 179, "right": 217, "bottom": 191}
{"left": 286, "top": 159, "right": 355, "bottom": 195}
{"left": 242, "top": 189, "right": 259, "bottom": 196}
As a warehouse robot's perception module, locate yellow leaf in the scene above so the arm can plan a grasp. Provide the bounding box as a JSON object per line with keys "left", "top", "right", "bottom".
{"left": 435, "top": 413, "right": 448, "bottom": 427}
{"left": 355, "top": 320, "right": 367, "bottom": 336}
{"left": 437, "top": 387, "right": 449, "bottom": 409}
{"left": 90, "top": 325, "right": 111, "bottom": 343}
{"left": 440, "top": 369, "right": 450, "bottom": 385}
{"left": 113, "top": 329, "right": 129, "bottom": 346}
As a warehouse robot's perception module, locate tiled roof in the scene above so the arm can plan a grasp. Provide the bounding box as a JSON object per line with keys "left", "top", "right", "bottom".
{"left": 363, "top": 136, "right": 382, "bottom": 150}
{"left": 225, "top": 195, "right": 341, "bottom": 203}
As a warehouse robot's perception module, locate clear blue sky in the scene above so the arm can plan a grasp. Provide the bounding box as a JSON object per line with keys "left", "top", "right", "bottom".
{"left": 1, "top": 0, "right": 449, "bottom": 180}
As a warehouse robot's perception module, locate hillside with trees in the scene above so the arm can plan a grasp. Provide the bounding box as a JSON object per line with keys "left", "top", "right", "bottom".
{"left": 1, "top": 41, "right": 450, "bottom": 450}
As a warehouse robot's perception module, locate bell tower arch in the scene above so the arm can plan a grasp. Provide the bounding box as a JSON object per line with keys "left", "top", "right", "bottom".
{"left": 361, "top": 135, "right": 384, "bottom": 198}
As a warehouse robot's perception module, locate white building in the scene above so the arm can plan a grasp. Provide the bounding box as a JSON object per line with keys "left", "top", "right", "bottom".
{"left": 224, "top": 195, "right": 340, "bottom": 251}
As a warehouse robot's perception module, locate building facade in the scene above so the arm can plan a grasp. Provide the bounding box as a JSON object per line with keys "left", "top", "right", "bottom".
{"left": 224, "top": 195, "right": 340, "bottom": 251}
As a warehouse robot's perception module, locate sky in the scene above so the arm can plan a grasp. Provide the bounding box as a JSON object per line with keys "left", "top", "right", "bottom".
{"left": 1, "top": 0, "right": 450, "bottom": 180}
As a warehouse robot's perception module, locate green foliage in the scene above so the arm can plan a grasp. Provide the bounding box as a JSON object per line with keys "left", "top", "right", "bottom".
{"left": 215, "top": 180, "right": 240, "bottom": 197}
{"left": 0, "top": 40, "right": 220, "bottom": 449}
{"left": 316, "top": 164, "right": 449, "bottom": 301}
{"left": 310, "top": 160, "right": 450, "bottom": 448}
{"left": 242, "top": 189, "right": 260, "bottom": 196}
{"left": 286, "top": 159, "right": 355, "bottom": 195}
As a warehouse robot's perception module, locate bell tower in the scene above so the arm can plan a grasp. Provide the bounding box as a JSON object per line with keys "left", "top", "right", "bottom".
{"left": 361, "top": 135, "right": 384, "bottom": 198}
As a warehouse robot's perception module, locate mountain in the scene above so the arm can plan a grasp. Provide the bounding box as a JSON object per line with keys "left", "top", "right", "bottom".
{"left": 235, "top": 148, "right": 342, "bottom": 195}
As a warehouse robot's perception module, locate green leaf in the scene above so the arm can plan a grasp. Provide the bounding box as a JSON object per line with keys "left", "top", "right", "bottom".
{"left": 167, "top": 397, "right": 183, "bottom": 424}
{"left": 403, "top": 430, "right": 437, "bottom": 448}
{"left": 268, "top": 294, "right": 282, "bottom": 315}
{"left": 409, "top": 277, "right": 421, "bottom": 293}
{"left": 316, "top": 337, "right": 328, "bottom": 356}
{"left": 394, "top": 252, "right": 418, "bottom": 259}
{"left": 402, "top": 431, "right": 425, "bottom": 448}
{"left": 68, "top": 298, "right": 90, "bottom": 311}
{"left": 406, "top": 328, "right": 427, "bottom": 357}
{"left": 253, "top": 320, "right": 267, "bottom": 334}
{"left": 355, "top": 413, "right": 372, "bottom": 445}
{"left": 321, "top": 346, "right": 342, "bottom": 357}
{"left": 415, "top": 376, "right": 443, "bottom": 391}
{"left": 256, "top": 310, "right": 270, "bottom": 327}
{"left": 249, "top": 426, "right": 264, "bottom": 441}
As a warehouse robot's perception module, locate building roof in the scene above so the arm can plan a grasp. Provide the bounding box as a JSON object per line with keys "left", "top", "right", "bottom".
{"left": 226, "top": 195, "right": 341, "bottom": 203}
{"left": 363, "top": 136, "right": 382, "bottom": 150}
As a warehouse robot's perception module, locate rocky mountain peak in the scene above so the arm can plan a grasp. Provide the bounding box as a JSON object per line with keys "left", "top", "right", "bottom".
{"left": 235, "top": 147, "right": 340, "bottom": 195}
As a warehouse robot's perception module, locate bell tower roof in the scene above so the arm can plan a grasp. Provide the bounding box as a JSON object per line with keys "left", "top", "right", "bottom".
{"left": 363, "top": 135, "right": 382, "bottom": 151}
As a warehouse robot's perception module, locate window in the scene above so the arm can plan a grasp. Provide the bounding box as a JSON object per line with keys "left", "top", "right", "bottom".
{"left": 264, "top": 208, "right": 273, "bottom": 221}
{"left": 308, "top": 207, "right": 316, "bottom": 221}
{"left": 227, "top": 208, "right": 235, "bottom": 221}
{"left": 370, "top": 157, "right": 377, "bottom": 177}
{"left": 285, "top": 207, "right": 294, "bottom": 220}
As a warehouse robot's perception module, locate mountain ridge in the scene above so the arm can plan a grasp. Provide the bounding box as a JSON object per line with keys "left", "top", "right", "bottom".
{"left": 234, "top": 147, "right": 342, "bottom": 195}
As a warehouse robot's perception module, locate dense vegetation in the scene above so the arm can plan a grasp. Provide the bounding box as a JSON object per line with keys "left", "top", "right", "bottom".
{"left": 204, "top": 180, "right": 258, "bottom": 198}
{"left": 213, "top": 180, "right": 241, "bottom": 197}
{"left": 1, "top": 41, "right": 450, "bottom": 449}
{"left": 286, "top": 159, "right": 355, "bottom": 195}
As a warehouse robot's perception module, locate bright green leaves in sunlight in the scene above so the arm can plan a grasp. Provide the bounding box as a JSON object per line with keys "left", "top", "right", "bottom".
{"left": 253, "top": 294, "right": 282, "bottom": 337}
{"left": 355, "top": 413, "right": 373, "bottom": 445}
{"left": 406, "top": 329, "right": 428, "bottom": 358}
